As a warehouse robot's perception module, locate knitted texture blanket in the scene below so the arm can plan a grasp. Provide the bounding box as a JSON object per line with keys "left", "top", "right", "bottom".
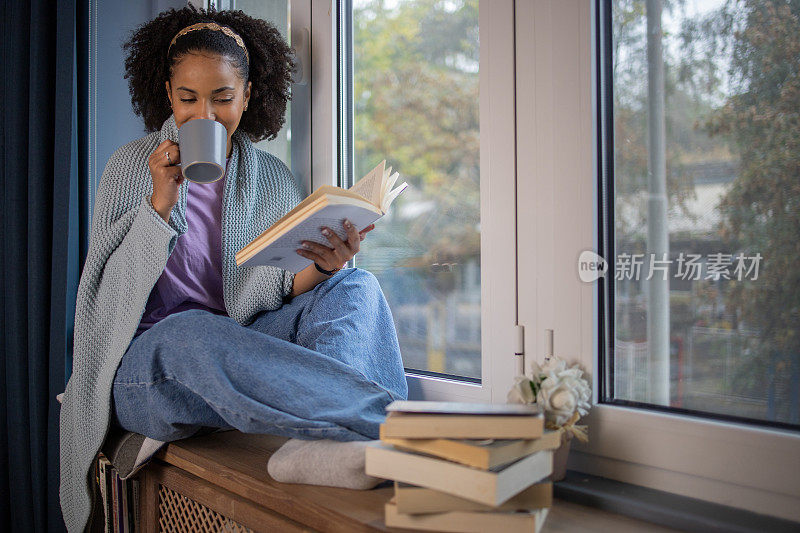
{"left": 58, "top": 114, "right": 303, "bottom": 532}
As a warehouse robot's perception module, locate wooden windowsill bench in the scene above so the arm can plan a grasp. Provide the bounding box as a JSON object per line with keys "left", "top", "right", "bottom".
{"left": 135, "top": 429, "right": 682, "bottom": 532}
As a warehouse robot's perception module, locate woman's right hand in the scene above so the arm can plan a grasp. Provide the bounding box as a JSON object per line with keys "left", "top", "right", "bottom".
{"left": 148, "top": 140, "right": 183, "bottom": 222}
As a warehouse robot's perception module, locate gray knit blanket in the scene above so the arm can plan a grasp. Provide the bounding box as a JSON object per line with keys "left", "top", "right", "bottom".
{"left": 58, "top": 114, "right": 303, "bottom": 532}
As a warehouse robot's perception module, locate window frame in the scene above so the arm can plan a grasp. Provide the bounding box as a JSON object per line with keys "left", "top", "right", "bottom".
{"left": 513, "top": 0, "right": 800, "bottom": 522}
{"left": 312, "top": 0, "right": 520, "bottom": 403}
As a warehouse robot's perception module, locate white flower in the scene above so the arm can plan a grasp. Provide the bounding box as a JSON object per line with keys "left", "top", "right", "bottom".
{"left": 507, "top": 375, "right": 536, "bottom": 404}
{"left": 529, "top": 357, "right": 592, "bottom": 427}
{"left": 530, "top": 357, "right": 566, "bottom": 378}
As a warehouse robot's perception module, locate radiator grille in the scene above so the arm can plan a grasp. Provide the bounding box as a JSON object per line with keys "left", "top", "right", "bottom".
{"left": 157, "top": 484, "right": 253, "bottom": 532}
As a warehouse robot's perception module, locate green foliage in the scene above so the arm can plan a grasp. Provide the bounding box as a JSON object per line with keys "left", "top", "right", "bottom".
{"left": 353, "top": 0, "right": 480, "bottom": 265}
{"left": 705, "top": 0, "right": 800, "bottom": 367}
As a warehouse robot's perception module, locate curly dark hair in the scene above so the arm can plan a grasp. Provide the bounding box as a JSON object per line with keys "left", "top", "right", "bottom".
{"left": 123, "top": 5, "right": 295, "bottom": 142}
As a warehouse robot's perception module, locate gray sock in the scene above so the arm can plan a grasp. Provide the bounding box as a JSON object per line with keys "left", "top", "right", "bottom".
{"left": 267, "top": 438, "right": 384, "bottom": 490}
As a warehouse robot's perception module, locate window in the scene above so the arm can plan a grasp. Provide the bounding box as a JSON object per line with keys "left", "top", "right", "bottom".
{"left": 603, "top": 0, "right": 800, "bottom": 430}
{"left": 236, "top": 0, "right": 292, "bottom": 166}
{"left": 515, "top": 0, "right": 799, "bottom": 521}
{"left": 236, "top": 0, "right": 311, "bottom": 194}
{"left": 350, "top": 0, "right": 482, "bottom": 380}
{"left": 330, "top": 0, "right": 518, "bottom": 401}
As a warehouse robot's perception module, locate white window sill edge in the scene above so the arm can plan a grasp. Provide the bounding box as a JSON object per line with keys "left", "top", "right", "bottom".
{"left": 569, "top": 403, "right": 800, "bottom": 522}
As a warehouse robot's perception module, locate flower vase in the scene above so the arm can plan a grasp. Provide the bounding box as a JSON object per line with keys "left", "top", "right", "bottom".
{"left": 550, "top": 430, "right": 573, "bottom": 482}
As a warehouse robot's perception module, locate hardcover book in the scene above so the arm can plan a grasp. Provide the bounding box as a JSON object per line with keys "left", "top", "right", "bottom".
{"left": 98, "top": 456, "right": 114, "bottom": 533}
{"left": 381, "top": 401, "right": 544, "bottom": 439}
{"left": 385, "top": 501, "right": 549, "bottom": 533}
{"left": 380, "top": 428, "right": 561, "bottom": 469}
{"left": 381, "top": 412, "right": 544, "bottom": 440}
{"left": 132, "top": 479, "right": 139, "bottom": 532}
{"left": 394, "top": 481, "right": 553, "bottom": 514}
{"left": 112, "top": 468, "right": 120, "bottom": 533}
{"left": 365, "top": 442, "right": 553, "bottom": 507}
{"left": 121, "top": 476, "right": 129, "bottom": 533}
{"left": 385, "top": 401, "right": 542, "bottom": 416}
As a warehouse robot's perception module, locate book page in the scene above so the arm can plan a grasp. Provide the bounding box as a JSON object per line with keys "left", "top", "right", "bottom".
{"left": 349, "top": 160, "right": 385, "bottom": 205}
{"left": 381, "top": 179, "right": 408, "bottom": 212}
{"left": 379, "top": 165, "right": 393, "bottom": 200}
{"left": 384, "top": 169, "right": 399, "bottom": 196}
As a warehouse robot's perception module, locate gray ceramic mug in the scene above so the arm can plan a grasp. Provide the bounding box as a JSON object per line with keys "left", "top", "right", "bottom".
{"left": 178, "top": 118, "right": 227, "bottom": 183}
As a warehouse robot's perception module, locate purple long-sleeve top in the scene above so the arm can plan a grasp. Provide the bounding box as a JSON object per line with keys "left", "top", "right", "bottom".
{"left": 136, "top": 159, "right": 230, "bottom": 336}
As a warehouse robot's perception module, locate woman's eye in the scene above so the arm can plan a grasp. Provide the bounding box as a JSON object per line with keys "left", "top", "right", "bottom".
{"left": 177, "top": 98, "right": 233, "bottom": 103}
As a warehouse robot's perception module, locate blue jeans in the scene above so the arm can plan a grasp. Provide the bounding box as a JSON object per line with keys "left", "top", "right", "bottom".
{"left": 111, "top": 268, "right": 408, "bottom": 442}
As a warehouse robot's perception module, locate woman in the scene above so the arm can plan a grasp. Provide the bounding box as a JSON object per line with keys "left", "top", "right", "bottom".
{"left": 59, "top": 6, "right": 407, "bottom": 532}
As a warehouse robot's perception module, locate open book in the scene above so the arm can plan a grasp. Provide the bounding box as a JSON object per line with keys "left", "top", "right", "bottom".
{"left": 235, "top": 160, "right": 408, "bottom": 272}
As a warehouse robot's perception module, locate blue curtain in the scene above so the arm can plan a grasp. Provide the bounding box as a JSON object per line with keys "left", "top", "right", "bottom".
{"left": 1, "top": 0, "right": 84, "bottom": 530}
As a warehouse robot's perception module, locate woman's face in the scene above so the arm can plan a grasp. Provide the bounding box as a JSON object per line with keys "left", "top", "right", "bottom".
{"left": 165, "top": 51, "right": 251, "bottom": 158}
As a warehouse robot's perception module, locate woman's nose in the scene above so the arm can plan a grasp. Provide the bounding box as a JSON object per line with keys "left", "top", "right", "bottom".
{"left": 197, "top": 101, "right": 215, "bottom": 120}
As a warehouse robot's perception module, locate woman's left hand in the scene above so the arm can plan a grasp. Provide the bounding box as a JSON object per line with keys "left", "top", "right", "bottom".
{"left": 296, "top": 219, "right": 375, "bottom": 273}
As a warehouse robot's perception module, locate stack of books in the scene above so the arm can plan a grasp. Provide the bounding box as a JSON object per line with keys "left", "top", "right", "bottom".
{"left": 96, "top": 453, "right": 140, "bottom": 533}
{"left": 365, "top": 401, "right": 559, "bottom": 532}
